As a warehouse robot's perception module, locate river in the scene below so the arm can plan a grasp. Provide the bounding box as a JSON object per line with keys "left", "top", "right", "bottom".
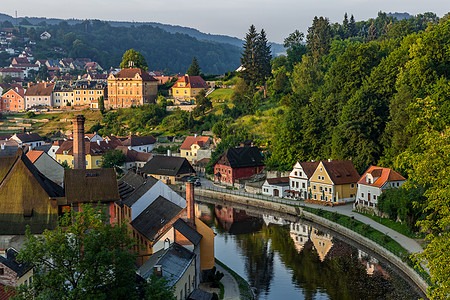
{"left": 196, "top": 201, "right": 424, "bottom": 300}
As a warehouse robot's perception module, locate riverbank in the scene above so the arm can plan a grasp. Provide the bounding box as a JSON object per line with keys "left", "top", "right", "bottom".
{"left": 190, "top": 186, "right": 429, "bottom": 295}
{"left": 215, "top": 259, "right": 255, "bottom": 300}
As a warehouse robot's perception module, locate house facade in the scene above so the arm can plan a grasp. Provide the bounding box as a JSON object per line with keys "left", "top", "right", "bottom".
{"left": 170, "top": 75, "right": 209, "bottom": 101}
{"left": 287, "top": 161, "right": 319, "bottom": 200}
{"left": 179, "top": 135, "right": 212, "bottom": 164}
{"left": 121, "top": 135, "right": 156, "bottom": 153}
{"left": 106, "top": 68, "right": 158, "bottom": 109}
{"left": 1, "top": 87, "right": 25, "bottom": 112}
{"left": 308, "top": 160, "right": 360, "bottom": 204}
{"left": 262, "top": 177, "right": 289, "bottom": 197}
{"left": 356, "top": 166, "right": 406, "bottom": 209}
{"left": 73, "top": 80, "right": 106, "bottom": 107}
{"left": 55, "top": 140, "right": 115, "bottom": 169}
{"left": 25, "top": 82, "right": 54, "bottom": 108}
{"left": 11, "top": 132, "right": 44, "bottom": 149}
{"left": 213, "top": 146, "right": 264, "bottom": 186}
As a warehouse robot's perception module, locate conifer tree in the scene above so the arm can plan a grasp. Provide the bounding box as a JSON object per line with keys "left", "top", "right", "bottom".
{"left": 349, "top": 15, "right": 357, "bottom": 37}
{"left": 366, "top": 21, "right": 377, "bottom": 42}
{"left": 306, "top": 16, "right": 332, "bottom": 62}
{"left": 256, "top": 29, "right": 272, "bottom": 86}
{"left": 240, "top": 25, "right": 259, "bottom": 85}
{"left": 186, "top": 56, "right": 202, "bottom": 76}
{"left": 342, "top": 13, "right": 349, "bottom": 39}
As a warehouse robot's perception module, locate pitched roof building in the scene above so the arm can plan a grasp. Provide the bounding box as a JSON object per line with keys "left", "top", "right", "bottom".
{"left": 171, "top": 76, "right": 208, "bottom": 101}
{"left": 141, "top": 156, "right": 195, "bottom": 184}
{"left": 25, "top": 82, "right": 54, "bottom": 108}
{"left": 180, "top": 136, "right": 212, "bottom": 164}
{"left": 106, "top": 68, "right": 158, "bottom": 109}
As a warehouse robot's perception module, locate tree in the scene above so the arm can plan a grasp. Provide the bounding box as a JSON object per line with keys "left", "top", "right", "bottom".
{"left": 306, "top": 16, "right": 332, "bottom": 62}
{"left": 186, "top": 56, "right": 202, "bottom": 76}
{"left": 144, "top": 274, "right": 177, "bottom": 300}
{"left": 193, "top": 89, "right": 212, "bottom": 116}
{"left": 120, "top": 49, "right": 148, "bottom": 71}
{"left": 15, "top": 205, "right": 138, "bottom": 300}
{"left": 255, "top": 29, "right": 272, "bottom": 88}
{"left": 283, "top": 30, "right": 304, "bottom": 49}
{"left": 240, "top": 25, "right": 259, "bottom": 85}
{"left": 349, "top": 15, "right": 357, "bottom": 37}
{"left": 366, "top": 22, "right": 377, "bottom": 42}
{"left": 342, "top": 13, "right": 350, "bottom": 39}
{"left": 98, "top": 95, "right": 105, "bottom": 114}
{"left": 101, "top": 149, "right": 126, "bottom": 173}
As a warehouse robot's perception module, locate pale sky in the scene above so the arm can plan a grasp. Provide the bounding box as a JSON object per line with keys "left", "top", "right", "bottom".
{"left": 2, "top": 1, "right": 448, "bottom": 43}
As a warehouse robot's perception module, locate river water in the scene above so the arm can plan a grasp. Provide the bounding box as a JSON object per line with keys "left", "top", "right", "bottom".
{"left": 196, "top": 201, "right": 424, "bottom": 300}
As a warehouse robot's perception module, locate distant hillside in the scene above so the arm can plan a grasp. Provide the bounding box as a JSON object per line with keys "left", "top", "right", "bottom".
{"left": 387, "top": 12, "right": 413, "bottom": 20}
{"left": 0, "top": 13, "right": 285, "bottom": 58}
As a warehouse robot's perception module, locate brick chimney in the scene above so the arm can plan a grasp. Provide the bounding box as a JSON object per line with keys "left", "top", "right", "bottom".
{"left": 186, "top": 181, "right": 195, "bottom": 228}
{"left": 73, "top": 115, "right": 86, "bottom": 169}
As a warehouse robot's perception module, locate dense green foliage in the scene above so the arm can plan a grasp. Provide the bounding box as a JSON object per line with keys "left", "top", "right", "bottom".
{"left": 186, "top": 56, "right": 202, "bottom": 76}
{"left": 1, "top": 19, "right": 241, "bottom": 74}
{"left": 101, "top": 149, "right": 127, "bottom": 173}
{"left": 120, "top": 49, "right": 149, "bottom": 71}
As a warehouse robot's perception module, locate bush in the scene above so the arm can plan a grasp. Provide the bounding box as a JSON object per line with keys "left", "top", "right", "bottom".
{"left": 26, "top": 111, "right": 36, "bottom": 118}
{"left": 361, "top": 224, "right": 371, "bottom": 233}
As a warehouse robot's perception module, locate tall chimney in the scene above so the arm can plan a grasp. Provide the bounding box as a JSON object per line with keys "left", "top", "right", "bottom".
{"left": 186, "top": 181, "right": 195, "bottom": 228}
{"left": 73, "top": 115, "right": 86, "bottom": 169}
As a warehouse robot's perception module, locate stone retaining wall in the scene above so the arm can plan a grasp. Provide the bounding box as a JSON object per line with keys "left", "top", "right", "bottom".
{"left": 195, "top": 188, "right": 429, "bottom": 295}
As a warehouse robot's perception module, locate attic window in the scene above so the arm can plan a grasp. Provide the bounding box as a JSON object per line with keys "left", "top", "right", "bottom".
{"left": 86, "top": 173, "right": 99, "bottom": 177}
{"left": 23, "top": 208, "right": 33, "bottom": 219}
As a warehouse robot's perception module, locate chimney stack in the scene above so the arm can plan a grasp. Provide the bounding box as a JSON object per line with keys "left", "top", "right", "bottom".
{"left": 73, "top": 115, "right": 86, "bottom": 169}
{"left": 186, "top": 181, "right": 195, "bottom": 228}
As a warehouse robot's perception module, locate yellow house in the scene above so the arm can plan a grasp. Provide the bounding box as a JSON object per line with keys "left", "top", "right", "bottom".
{"left": 73, "top": 80, "right": 106, "bottom": 107}
{"left": 170, "top": 75, "right": 209, "bottom": 101}
{"left": 52, "top": 82, "right": 74, "bottom": 107}
{"left": 107, "top": 68, "right": 158, "bottom": 109}
{"left": 55, "top": 140, "right": 114, "bottom": 169}
{"left": 310, "top": 227, "right": 333, "bottom": 261}
{"left": 308, "top": 160, "right": 360, "bottom": 204}
{"left": 179, "top": 135, "right": 212, "bottom": 164}
{"left": 140, "top": 156, "right": 195, "bottom": 184}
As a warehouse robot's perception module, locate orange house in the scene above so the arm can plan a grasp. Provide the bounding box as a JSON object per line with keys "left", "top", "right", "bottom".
{"left": 1, "top": 87, "right": 25, "bottom": 112}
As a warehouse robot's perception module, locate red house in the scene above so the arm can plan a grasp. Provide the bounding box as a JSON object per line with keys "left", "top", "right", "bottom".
{"left": 0, "top": 86, "right": 25, "bottom": 112}
{"left": 213, "top": 146, "right": 264, "bottom": 186}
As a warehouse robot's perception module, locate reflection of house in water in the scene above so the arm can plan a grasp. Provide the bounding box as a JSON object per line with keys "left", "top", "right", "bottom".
{"left": 310, "top": 228, "right": 334, "bottom": 261}
{"left": 195, "top": 202, "right": 213, "bottom": 223}
{"left": 358, "top": 250, "right": 390, "bottom": 279}
{"left": 214, "top": 205, "right": 262, "bottom": 234}
{"left": 289, "top": 221, "right": 312, "bottom": 253}
{"left": 263, "top": 214, "right": 290, "bottom": 226}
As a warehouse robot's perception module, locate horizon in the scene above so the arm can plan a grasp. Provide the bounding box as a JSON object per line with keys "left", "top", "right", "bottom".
{"left": 0, "top": 3, "right": 448, "bottom": 44}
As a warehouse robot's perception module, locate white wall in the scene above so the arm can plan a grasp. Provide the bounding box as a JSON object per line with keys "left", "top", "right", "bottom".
{"left": 130, "top": 144, "right": 155, "bottom": 153}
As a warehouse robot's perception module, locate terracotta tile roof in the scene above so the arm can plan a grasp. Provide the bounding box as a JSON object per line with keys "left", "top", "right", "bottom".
{"left": 112, "top": 68, "right": 157, "bottom": 81}
{"left": 299, "top": 161, "right": 320, "bottom": 178}
{"left": 12, "top": 57, "right": 29, "bottom": 64}
{"left": 55, "top": 140, "right": 115, "bottom": 156}
{"left": 25, "top": 82, "right": 54, "bottom": 96}
{"left": 2, "top": 86, "right": 25, "bottom": 98}
{"left": 26, "top": 150, "right": 44, "bottom": 163}
{"left": 180, "top": 136, "right": 211, "bottom": 150}
{"left": 172, "top": 76, "right": 208, "bottom": 89}
{"left": 0, "top": 67, "right": 23, "bottom": 73}
{"left": 64, "top": 168, "right": 120, "bottom": 203}
{"left": 52, "top": 140, "right": 65, "bottom": 146}
{"left": 357, "top": 165, "right": 406, "bottom": 188}
{"left": 0, "top": 283, "right": 16, "bottom": 300}
{"left": 116, "top": 146, "right": 152, "bottom": 162}
{"left": 321, "top": 160, "right": 360, "bottom": 185}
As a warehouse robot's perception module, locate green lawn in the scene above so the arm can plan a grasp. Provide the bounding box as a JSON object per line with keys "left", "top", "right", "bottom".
{"left": 209, "top": 88, "right": 233, "bottom": 102}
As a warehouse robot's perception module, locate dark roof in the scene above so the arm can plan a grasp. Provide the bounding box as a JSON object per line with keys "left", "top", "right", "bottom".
{"left": 139, "top": 242, "right": 195, "bottom": 287}
{"left": 141, "top": 156, "right": 195, "bottom": 176}
{"left": 118, "top": 171, "right": 146, "bottom": 200}
{"left": 299, "top": 161, "right": 320, "bottom": 178}
{"left": 130, "top": 196, "right": 183, "bottom": 241}
{"left": 173, "top": 218, "right": 202, "bottom": 246}
{"left": 215, "top": 146, "right": 264, "bottom": 169}
{"left": 112, "top": 68, "right": 157, "bottom": 81}
{"left": 0, "top": 248, "right": 32, "bottom": 278}
{"left": 34, "top": 143, "right": 52, "bottom": 153}
{"left": 64, "top": 168, "right": 120, "bottom": 203}
{"left": 13, "top": 132, "right": 42, "bottom": 143}
{"left": 188, "top": 289, "right": 214, "bottom": 300}
{"left": 267, "top": 177, "right": 289, "bottom": 185}
{"left": 55, "top": 140, "right": 114, "bottom": 156}
{"left": 122, "top": 176, "right": 159, "bottom": 207}
{"left": 321, "top": 160, "right": 360, "bottom": 185}
{"left": 121, "top": 135, "right": 156, "bottom": 147}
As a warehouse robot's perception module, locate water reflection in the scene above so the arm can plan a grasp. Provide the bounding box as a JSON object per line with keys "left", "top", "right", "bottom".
{"left": 197, "top": 202, "right": 422, "bottom": 300}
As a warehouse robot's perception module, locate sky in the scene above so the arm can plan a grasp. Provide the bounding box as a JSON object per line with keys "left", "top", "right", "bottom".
{"left": 2, "top": 1, "right": 448, "bottom": 43}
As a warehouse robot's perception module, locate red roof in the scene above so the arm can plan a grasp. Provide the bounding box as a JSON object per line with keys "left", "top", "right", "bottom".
{"left": 172, "top": 76, "right": 208, "bottom": 89}
{"left": 180, "top": 136, "right": 211, "bottom": 150}
{"left": 112, "top": 68, "right": 157, "bottom": 81}
{"left": 25, "top": 82, "right": 54, "bottom": 96}
{"left": 116, "top": 146, "right": 152, "bottom": 162}
{"left": 55, "top": 140, "right": 115, "bottom": 156}
{"left": 321, "top": 160, "right": 360, "bottom": 185}
{"left": 2, "top": 87, "right": 25, "bottom": 98}
{"left": 0, "top": 283, "right": 16, "bottom": 300}
{"left": 358, "top": 166, "right": 406, "bottom": 188}
{"left": 12, "top": 57, "right": 29, "bottom": 64}
{"left": 26, "top": 150, "right": 44, "bottom": 163}
{"left": 299, "top": 161, "right": 320, "bottom": 178}
{"left": 0, "top": 67, "right": 23, "bottom": 73}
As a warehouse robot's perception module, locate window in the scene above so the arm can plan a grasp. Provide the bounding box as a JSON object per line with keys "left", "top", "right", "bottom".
{"left": 294, "top": 172, "right": 297, "bottom": 176}
{"left": 351, "top": 183, "right": 355, "bottom": 188}
{"left": 319, "top": 186, "right": 323, "bottom": 192}
{"left": 302, "top": 182, "right": 305, "bottom": 188}
{"left": 313, "top": 185, "right": 316, "bottom": 190}
{"left": 0, "top": 268, "right": 4, "bottom": 275}
{"left": 96, "top": 160, "right": 99, "bottom": 166}
{"left": 361, "top": 193, "right": 364, "bottom": 198}
{"left": 313, "top": 194, "right": 317, "bottom": 200}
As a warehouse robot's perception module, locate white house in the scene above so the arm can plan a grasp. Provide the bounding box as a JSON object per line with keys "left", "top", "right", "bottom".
{"left": 40, "top": 31, "right": 51, "bottom": 40}
{"left": 48, "top": 140, "right": 64, "bottom": 159}
{"left": 355, "top": 166, "right": 406, "bottom": 209}
{"left": 10, "top": 132, "right": 44, "bottom": 149}
{"left": 290, "top": 221, "right": 311, "bottom": 253}
{"left": 287, "top": 161, "right": 319, "bottom": 200}
{"left": 121, "top": 135, "right": 156, "bottom": 153}
{"left": 261, "top": 177, "right": 289, "bottom": 197}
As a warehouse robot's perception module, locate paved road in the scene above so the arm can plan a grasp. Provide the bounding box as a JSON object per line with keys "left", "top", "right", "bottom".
{"left": 197, "top": 177, "right": 423, "bottom": 254}
{"left": 216, "top": 263, "right": 240, "bottom": 300}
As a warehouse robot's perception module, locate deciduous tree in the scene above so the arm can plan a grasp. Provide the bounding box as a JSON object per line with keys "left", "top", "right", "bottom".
{"left": 120, "top": 49, "right": 148, "bottom": 71}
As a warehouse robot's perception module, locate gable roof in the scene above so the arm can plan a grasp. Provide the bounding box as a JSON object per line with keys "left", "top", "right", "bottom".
{"left": 0, "top": 248, "right": 32, "bottom": 278}
{"left": 141, "top": 156, "right": 195, "bottom": 176}
{"left": 266, "top": 177, "right": 289, "bottom": 185}
{"left": 320, "top": 160, "right": 360, "bottom": 185}
{"left": 12, "top": 132, "right": 42, "bottom": 143}
{"left": 26, "top": 150, "right": 43, "bottom": 163}
{"left": 299, "top": 161, "right": 320, "bottom": 178}
{"left": 173, "top": 218, "right": 202, "bottom": 246}
{"left": 121, "top": 135, "right": 156, "bottom": 147}
{"left": 117, "top": 171, "right": 146, "bottom": 200}
{"left": 172, "top": 76, "right": 208, "bottom": 89}
{"left": 25, "top": 82, "right": 54, "bottom": 96}
{"left": 111, "top": 68, "right": 157, "bottom": 81}
{"left": 180, "top": 136, "right": 211, "bottom": 150}
{"left": 2, "top": 86, "right": 25, "bottom": 98}
{"left": 215, "top": 146, "right": 264, "bottom": 169}
{"left": 64, "top": 168, "right": 120, "bottom": 203}
{"left": 130, "top": 196, "right": 183, "bottom": 241}
{"left": 358, "top": 165, "right": 406, "bottom": 188}
{"left": 12, "top": 57, "right": 29, "bottom": 64}
{"left": 139, "top": 242, "right": 195, "bottom": 286}
{"left": 116, "top": 146, "right": 152, "bottom": 163}
{"left": 122, "top": 176, "right": 159, "bottom": 207}
{"left": 55, "top": 140, "right": 114, "bottom": 156}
